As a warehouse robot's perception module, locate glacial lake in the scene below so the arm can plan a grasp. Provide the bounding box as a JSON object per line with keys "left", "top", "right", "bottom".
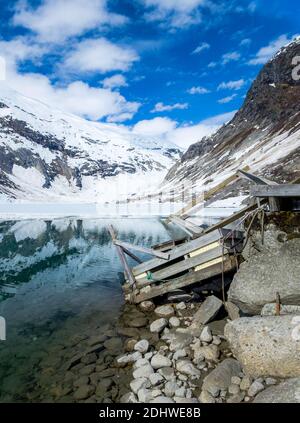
{"left": 0, "top": 217, "right": 191, "bottom": 402}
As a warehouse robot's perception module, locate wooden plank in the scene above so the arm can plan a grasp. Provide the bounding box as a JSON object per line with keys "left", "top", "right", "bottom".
{"left": 121, "top": 246, "right": 143, "bottom": 264}
{"left": 132, "top": 230, "right": 223, "bottom": 276}
{"left": 132, "top": 258, "right": 235, "bottom": 303}
{"left": 237, "top": 169, "right": 278, "bottom": 185}
{"left": 168, "top": 165, "right": 250, "bottom": 220}
{"left": 171, "top": 216, "right": 203, "bottom": 235}
{"left": 170, "top": 217, "right": 195, "bottom": 238}
{"left": 107, "top": 226, "right": 136, "bottom": 288}
{"left": 251, "top": 184, "right": 300, "bottom": 198}
{"left": 136, "top": 245, "right": 224, "bottom": 285}
{"left": 114, "top": 240, "right": 170, "bottom": 260}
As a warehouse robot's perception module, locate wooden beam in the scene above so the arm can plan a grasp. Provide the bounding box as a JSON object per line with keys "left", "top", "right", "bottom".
{"left": 121, "top": 246, "right": 143, "bottom": 264}
{"left": 168, "top": 165, "right": 250, "bottom": 221}
{"left": 107, "top": 226, "right": 136, "bottom": 288}
{"left": 237, "top": 169, "right": 278, "bottom": 185}
{"left": 114, "top": 240, "right": 170, "bottom": 260}
{"left": 250, "top": 184, "right": 300, "bottom": 198}
{"left": 132, "top": 258, "right": 235, "bottom": 303}
{"left": 136, "top": 245, "right": 224, "bottom": 285}
{"left": 171, "top": 216, "right": 204, "bottom": 235}
{"left": 132, "top": 230, "right": 223, "bottom": 276}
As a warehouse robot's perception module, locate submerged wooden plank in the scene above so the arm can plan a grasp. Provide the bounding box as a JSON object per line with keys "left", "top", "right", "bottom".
{"left": 136, "top": 245, "right": 224, "bottom": 285}
{"left": 132, "top": 230, "right": 222, "bottom": 276}
{"left": 251, "top": 184, "right": 300, "bottom": 198}
{"left": 114, "top": 240, "right": 170, "bottom": 260}
{"left": 132, "top": 258, "right": 235, "bottom": 303}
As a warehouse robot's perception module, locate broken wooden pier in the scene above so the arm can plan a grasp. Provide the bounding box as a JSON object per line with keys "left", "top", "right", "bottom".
{"left": 108, "top": 169, "right": 300, "bottom": 304}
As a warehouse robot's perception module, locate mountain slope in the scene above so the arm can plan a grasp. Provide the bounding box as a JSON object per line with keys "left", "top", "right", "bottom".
{"left": 0, "top": 85, "right": 181, "bottom": 203}
{"left": 164, "top": 37, "right": 300, "bottom": 204}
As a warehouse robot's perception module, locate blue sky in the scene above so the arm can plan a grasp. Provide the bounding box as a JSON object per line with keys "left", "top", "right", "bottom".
{"left": 0, "top": 0, "right": 299, "bottom": 148}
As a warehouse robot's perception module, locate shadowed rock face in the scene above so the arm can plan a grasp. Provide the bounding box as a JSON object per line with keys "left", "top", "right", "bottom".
{"left": 165, "top": 38, "right": 300, "bottom": 186}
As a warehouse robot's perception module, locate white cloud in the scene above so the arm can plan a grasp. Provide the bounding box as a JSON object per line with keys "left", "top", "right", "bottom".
{"left": 151, "top": 102, "right": 188, "bottom": 113}
{"left": 102, "top": 74, "right": 128, "bottom": 89}
{"left": 218, "top": 79, "right": 245, "bottom": 90}
{"left": 0, "top": 37, "right": 46, "bottom": 65}
{"left": 63, "top": 38, "right": 139, "bottom": 74}
{"left": 192, "top": 42, "right": 210, "bottom": 55}
{"left": 222, "top": 51, "right": 241, "bottom": 64}
{"left": 133, "top": 117, "right": 177, "bottom": 136}
{"left": 218, "top": 94, "right": 237, "bottom": 104}
{"left": 141, "top": 0, "right": 205, "bottom": 28}
{"left": 240, "top": 38, "right": 251, "bottom": 47}
{"left": 187, "top": 86, "right": 210, "bottom": 94}
{"left": 13, "top": 0, "right": 126, "bottom": 43}
{"left": 2, "top": 57, "right": 140, "bottom": 122}
{"left": 248, "top": 34, "right": 299, "bottom": 65}
{"left": 208, "top": 61, "right": 217, "bottom": 68}
{"left": 132, "top": 111, "right": 237, "bottom": 149}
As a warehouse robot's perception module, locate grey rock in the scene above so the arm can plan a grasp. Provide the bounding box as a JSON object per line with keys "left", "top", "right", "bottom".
{"left": 163, "top": 331, "right": 193, "bottom": 351}
{"left": 139, "top": 301, "right": 155, "bottom": 312}
{"left": 200, "top": 326, "right": 213, "bottom": 343}
{"left": 164, "top": 381, "right": 180, "bottom": 397}
{"left": 225, "top": 316, "right": 300, "bottom": 378}
{"left": 133, "top": 364, "right": 154, "bottom": 379}
{"left": 149, "top": 373, "right": 164, "bottom": 386}
{"left": 199, "top": 390, "right": 216, "bottom": 403}
{"left": 265, "top": 378, "right": 277, "bottom": 386}
{"left": 130, "top": 377, "right": 150, "bottom": 394}
{"left": 73, "top": 385, "right": 95, "bottom": 400}
{"left": 150, "top": 396, "right": 175, "bottom": 403}
{"left": 202, "top": 358, "right": 242, "bottom": 393}
{"left": 248, "top": 381, "right": 265, "bottom": 397}
{"left": 176, "top": 360, "right": 201, "bottom": 377}
{"left": 151, "top": 354, "right": 172, "bottom": 369}
{"left": 228, "top": 238, "right": 300, "bottom": 315}
{"left": 192, "top": 296, "right": 223, "bottom": 325}
{"left": 254, "top": 378, "right": 300, "bottom": 403}
{"left": 120, "top": 392, "right": 138, "bottom": 403}
{"left": 134, "top": 340, "right": 149, "bottom": 354}
{"left": 154, "top": 305, "right": 174, "bottom": 318}
{"left": 150, "top": 318, "right": 168, "bottom": 333}
{"left": 169, "top": 316, "right": 180, "bottom": 328}
{"left": 228, "top": 384, "right": 240, "bottom": 395}
{"left": 158, "top": 367, "right": 175, "bottom": 381}
{"left": 226, "top": 301, "right": 241, "bottom": 320}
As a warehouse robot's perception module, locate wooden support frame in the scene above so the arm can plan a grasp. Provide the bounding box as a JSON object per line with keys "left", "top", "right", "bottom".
{"left": 250, "top": 184, "right": 300, "bottom": 197}
{"left": 170, "top": 216, "right": 204, "bottom": 236}
{"left": 114, "top": 240, "right": 170, "bottom": 260}
{"left": 237, "top": 169, "right": 278, "bottom": 186}
{"left": 131, "top": 257, "right": 236, "bottom": 303}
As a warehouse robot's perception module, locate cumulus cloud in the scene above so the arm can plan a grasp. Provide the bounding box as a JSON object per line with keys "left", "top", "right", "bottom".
{"left": 217, "top": 79, "right": 245, "bottom": 90}
{"left": 218, "top": 94, "right": 237, "bottom": 104}
{"left": 187, "top": 86, "right": 210, "bottom": 94}
{"left": 240, "top": 38, "right": 251, "bottom": 47}
{"left": 248, "top": 34, "right": 299, "bottom": 65}
{"left": 13, "top": 0, "right": 126, "bottom": 43}
{"left": 192, "top": 42, "right": 210, "bottom": 54}
{"left": 102, "top": 74, "right": 128, "bottom": 89}
{"left": 133, "top": 117, "right": 177, "bottom": 136}
{"left": 151, "top": 102, "right": 188, "bottom": 113}
{"left": 132, "top": 111, "right": 236, "bottom": 149}
{"left": 63, "top": 38, "right": 139, "bottom": 74}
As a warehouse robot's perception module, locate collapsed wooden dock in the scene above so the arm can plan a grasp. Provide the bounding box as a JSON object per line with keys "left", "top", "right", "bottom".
{"left": 108, "top": 169, "right": 300, "bottom": 304}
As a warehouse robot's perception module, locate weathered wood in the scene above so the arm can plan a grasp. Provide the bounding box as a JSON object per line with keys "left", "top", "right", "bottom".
{"left": 108, "top": 226, "right": 136, "bottom": 287}
{"left": 237, "top": 169, "right": 277, "bottom": 185}
{"left": 171, "top": 216, "right": 203, "bottom": 235}
{"left": 251, "top": 184, "right": 300, "bottom": 198}
{"left": 132, "top": 230, "right": 223, "bottom": 276}
{"left": 132, "top": 258, "right": 235, "bottom": 303}
{"left": 121, "top": 246, "right": 143, "bottom": 264}
{"left": 168, "top": 165, "right": 250, "bottom": 221}
{"left": 136, "top": 245, "right": 224, "bottom": 284}
{"left": 114, "top": 240, "right": 170, "bottom": 260}
{"left": 170, "top": 217, "right": 195, "bottom": 238}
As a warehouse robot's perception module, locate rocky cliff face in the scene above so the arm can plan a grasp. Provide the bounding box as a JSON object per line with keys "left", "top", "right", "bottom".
{"left": 165, "top": 37, "right": 300, "bottom": 197}
{"left": 0, "top": 86, "right": 181, "bottom": 202}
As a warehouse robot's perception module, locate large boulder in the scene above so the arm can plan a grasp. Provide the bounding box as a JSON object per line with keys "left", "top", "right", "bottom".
{"left": 225, "top": 316, "right": 300, "bottom": 378}
{"left": 192, "top": 296, "right": 223, "bottom": 325}
{"left": 228, "top": 237, "right": 300, "bottom": 315}
{"left": 254, "top": 378, "right": 300, "bottom": 403}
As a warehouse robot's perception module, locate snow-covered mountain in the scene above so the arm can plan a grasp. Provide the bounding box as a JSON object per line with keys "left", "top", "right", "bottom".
{"left": 0, "top": 85, "right": 181, "bottom": 203}
{"left": 164, "top": 37, "right": 300, "bottom": 204}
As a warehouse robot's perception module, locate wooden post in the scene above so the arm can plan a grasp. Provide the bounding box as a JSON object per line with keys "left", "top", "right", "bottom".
{"left": 107, "top": 225, "right": 136, "bottom": 288}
